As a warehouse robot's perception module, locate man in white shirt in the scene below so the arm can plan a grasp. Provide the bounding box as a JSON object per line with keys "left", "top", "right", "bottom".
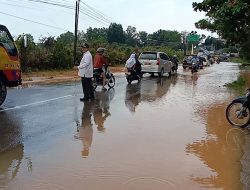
{"left": 77, "top": 43, "right": 95, "bottom": 101}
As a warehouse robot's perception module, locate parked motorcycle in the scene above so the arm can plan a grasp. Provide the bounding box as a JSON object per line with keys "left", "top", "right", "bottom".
{"left": 125, "top": 67, "right": 141, "bottom": 84}
{"left": 226, "top": 89, "right": 250, "bottom": 128}
{"left": 93, "top": 67, "right": 115, "bottom": 90}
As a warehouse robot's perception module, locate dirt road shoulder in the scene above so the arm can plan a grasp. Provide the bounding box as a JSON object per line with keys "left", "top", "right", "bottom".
{"left": 22, "top": 67, "right": 126, "bottom": 86}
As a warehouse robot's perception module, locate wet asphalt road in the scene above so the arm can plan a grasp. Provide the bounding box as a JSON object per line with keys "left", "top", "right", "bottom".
{"left": 1, "top": 62, "right": 250, "bottom": 190}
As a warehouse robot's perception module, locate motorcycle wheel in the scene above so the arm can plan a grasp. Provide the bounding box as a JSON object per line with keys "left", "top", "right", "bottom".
{"left": 226, "top": 102, "right": 250, "bottom": 128}
{"left": 92, "top": 78, "right": 97, "bottom": 90}
{"left": 108, "top": 75, "right": 115, "bottom": 88}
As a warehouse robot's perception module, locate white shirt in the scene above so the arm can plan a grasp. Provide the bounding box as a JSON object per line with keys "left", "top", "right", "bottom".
{"left": 78, "top": 51, "right": 93, "bottom": 78}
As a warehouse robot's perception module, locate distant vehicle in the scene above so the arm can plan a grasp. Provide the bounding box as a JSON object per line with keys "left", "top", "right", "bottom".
{"left": 219, "top": 53, "right": 229, "bottom": 61}
{"left": 138, "top": 51, "right": 173, "bottom": 77}
{"left": 183, "top": 55, "right": 193, "bottom": 69}
{"left": 0, "top": 25, "right": 22, "bottom": 106}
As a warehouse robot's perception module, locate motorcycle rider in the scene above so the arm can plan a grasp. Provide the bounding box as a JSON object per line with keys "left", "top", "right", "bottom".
{"left": 125, "top": 52, "right": 141, "bottom": 76}
{"left": 171, "top": 55, "right": 179, "bottom": 72}
{"left": 191, "top": 54, "right": 199, "bottom": 72}
{"left": 94, "top": 47, "right": 108, "bottom": 91}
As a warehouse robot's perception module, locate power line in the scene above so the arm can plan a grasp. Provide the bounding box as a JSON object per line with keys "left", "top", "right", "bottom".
{"left": 22, "top": 0, "right": 113, "bottom": 26}
{"left": 80, "top": 3, "right": 112, "bottom": 23}
{"left": 0, "top": 11, "right": 67, "bottom": 31}
{"left": 24, "top": 0, "right": 74, "bottom": 9}
{"left": 79, "top": 7, "right": 110, "bottom": 26}
{"left": 0, "top": 1, "right": 41, "bottom": 10}
{"left": 0, "top": 0, "right": 116, "bottom": 30}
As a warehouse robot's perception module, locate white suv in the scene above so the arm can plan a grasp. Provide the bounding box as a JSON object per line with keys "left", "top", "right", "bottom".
{"left": 138, "top": 51, "right": 173, "bottom": 77}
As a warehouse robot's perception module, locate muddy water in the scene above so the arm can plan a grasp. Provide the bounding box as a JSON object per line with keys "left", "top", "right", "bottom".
{"left": 1, "top": 62, "right": 250, "bottom": 190}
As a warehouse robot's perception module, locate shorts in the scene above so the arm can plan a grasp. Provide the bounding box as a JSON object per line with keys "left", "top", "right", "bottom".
{"left": 94, "top": 68, "right": 104, "bottom": 74}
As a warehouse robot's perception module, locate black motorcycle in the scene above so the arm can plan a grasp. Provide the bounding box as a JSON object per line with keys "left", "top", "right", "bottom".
{"left": 226, "top": 89, "right": 250, "bottom": 128}
{"left": 191, "top": 61, "right": 198, "bottom": 74}
{"left": 125, "top": 67, "right": 141, "bottom": 84}
{"left": 93, "top": 67, "right": 115, "bottom": 90}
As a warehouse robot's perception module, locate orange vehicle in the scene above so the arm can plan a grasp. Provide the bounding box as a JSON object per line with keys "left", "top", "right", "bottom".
{"left": 0, "top": 25, "right": 21, "bottom": 106}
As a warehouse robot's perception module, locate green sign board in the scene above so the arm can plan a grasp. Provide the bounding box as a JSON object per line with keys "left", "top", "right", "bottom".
{"left": 187, "top": 34, "right": 200, "bottom": 42}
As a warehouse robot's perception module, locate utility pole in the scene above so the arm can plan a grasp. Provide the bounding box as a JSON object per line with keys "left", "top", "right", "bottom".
{"left": 181, "top": 31, "right": 188, "bottom": 56}
{"left": 73, "top": 0, "right": 80, "bottom": 65}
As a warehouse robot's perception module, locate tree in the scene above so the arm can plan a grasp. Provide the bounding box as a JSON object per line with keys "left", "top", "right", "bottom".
{"left": 40, "top": 36, "right": 56, "bottom": 52}
{"left": 138, "top": 31, "right": 148, "bottom": 46}
{"left": 49, "top": 42, "right": 73, "bottom": 69}
{"left": 85, "top": 27, "right": 108, "bottom": 44}
{"left": 107, "top": 23, "right": 125, "bottom": 44}
{"left": 125, "top": 26, "right": 138, "bottom": 46}
{"left": 57, "top": 31, "right": 74, "bottom": 45}
{"left": 148, "top": 29, "right": 181, "bottom": 49}
{"left": 193, "top": 0, "right": 250, "bottom": 59}
{"left": 204, "top": 36, "right": 225, "bottom": 50}
{"left": 15, "top": 34, "right": 37, "bottom": 71}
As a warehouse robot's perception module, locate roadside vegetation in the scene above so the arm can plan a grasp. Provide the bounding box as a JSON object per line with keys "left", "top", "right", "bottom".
{"left": 193, "top": 0, "right": 250, "bottom": 61}
{"left": 192, "top": 0, "right": 250, "bottom": 92}
{"left": 16, "top": 27, "right": 185, "bottom": 72}
{"left": 225, "top": 76, "right": 246, "bottom": 91}
{"left": 15, "top": 0, "right": 250, "bottom": 75}
{"left": 229, "top": 58, "right": 250, "bottom": 67}
{"left": 16, "top": 24, "right": 226, "bottom": 73}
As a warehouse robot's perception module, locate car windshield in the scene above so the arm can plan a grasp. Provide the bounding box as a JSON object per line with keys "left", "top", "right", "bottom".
{"left": 0, "top": 26, "right": 17, "bottom": 56}
{"left": 139, "top": 52, "right": 157, "bottom": 60}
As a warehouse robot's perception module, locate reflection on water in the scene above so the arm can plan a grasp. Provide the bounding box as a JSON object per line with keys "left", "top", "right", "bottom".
{"left": 75, "top": 89, "right": 114, "bottom": 158}
{"left": 77, "top": 101, "right": 94, "bottom": 158}
{"left": 125, "top": 76, "right": 177, "bottom": 113}
{"left": 0, "top": 112, "right": 23, "bottom": 152}
{"left": 0, "top": 112, "right": 26, "bottom": 189}
{"left": 0, "top": 145, "right": 24, "bottom": 189}
{"left": 186, "top": 103, "right": 250, "bottom": 190}
{"left": 125, "top": 83, "right": 141, "bottom": 113}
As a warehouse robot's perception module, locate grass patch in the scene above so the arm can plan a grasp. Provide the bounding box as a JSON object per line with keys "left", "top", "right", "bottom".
{"left": 225, "top": 76, "right": 246, "bottom": 92}
{"left": 229, "top": 57, "right": 250, "bottom": 67}
{"left": 22, "top": 69, "right": 77, "bottom": 78}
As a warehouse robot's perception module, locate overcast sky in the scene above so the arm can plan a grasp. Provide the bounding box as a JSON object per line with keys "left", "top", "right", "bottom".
{"left": 0, "top": 0, "right": 216, "bottom": 41}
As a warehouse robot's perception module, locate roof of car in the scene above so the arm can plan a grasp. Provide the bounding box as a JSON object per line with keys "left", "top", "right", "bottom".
{"left": 141, "top": 51, "right": 165, "bottom": 54}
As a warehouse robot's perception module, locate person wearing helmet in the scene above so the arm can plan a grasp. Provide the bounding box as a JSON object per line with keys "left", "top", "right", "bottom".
{"left": 171, "top": 55, "right": 179, "bottom": 72}
{"left": 94, "top": 47, "right": 108, "bottom": 91}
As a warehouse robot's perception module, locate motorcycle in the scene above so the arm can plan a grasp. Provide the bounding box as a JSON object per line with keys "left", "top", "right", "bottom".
{"left": 125, "top": 67, "right": 141, "bottom": 84}
{"left": 191, "top": 61, "right": 198, "bottom": 74}
{"left": 93, "top": 67, "right": 115, "bottom": 90}
{"left": 226, "top": 88, "right": 250, "bottom": 128}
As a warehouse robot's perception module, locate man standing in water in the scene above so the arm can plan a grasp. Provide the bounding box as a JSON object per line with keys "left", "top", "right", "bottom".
{"left": 77, "top": 43, "right": 95, "bottom": 101}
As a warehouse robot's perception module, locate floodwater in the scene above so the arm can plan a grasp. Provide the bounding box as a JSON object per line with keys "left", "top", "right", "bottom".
{"left": 1, "top": 62, "right": 250, "bottom": 190}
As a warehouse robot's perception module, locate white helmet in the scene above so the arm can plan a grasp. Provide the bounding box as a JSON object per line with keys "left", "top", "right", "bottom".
{"left": 97, "top": 47, "right": 105, "bottom": 53}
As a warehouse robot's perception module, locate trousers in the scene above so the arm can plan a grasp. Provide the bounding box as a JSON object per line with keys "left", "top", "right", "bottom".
{"left": 81, "top": 77, "right": 94, "bottom": 99}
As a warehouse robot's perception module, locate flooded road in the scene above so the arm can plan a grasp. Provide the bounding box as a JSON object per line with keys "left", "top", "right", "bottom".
{"left": 1, "top": 62, "right": 250, "bottom": 190}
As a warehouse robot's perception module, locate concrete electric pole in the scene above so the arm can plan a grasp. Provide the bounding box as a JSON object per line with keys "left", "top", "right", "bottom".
{"left": 74, "top": 0, "right": 80, "bottom": 65}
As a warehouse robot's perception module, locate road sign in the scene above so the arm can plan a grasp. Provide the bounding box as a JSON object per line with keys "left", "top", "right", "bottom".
{"left": 187, "top": 34, "right": 200, "bottom": 42}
